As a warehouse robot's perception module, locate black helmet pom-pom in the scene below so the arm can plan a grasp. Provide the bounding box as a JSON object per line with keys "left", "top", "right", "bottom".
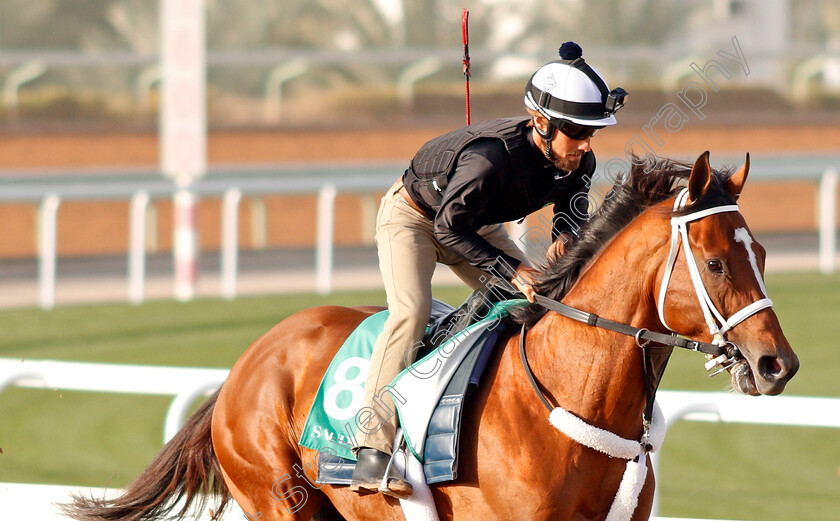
{"left": 558, "top": 41, "right": 583, "bottom": 60}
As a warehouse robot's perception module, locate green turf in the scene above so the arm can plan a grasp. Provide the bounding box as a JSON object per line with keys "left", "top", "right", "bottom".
{"left": 655, "top": 271, "right": 840, "bottom": 520}
{"left": 0, "top": 286, "right": 472, "bottom": 489}
{"left": 0, "top": 275, "right": 838, "bottom": 519}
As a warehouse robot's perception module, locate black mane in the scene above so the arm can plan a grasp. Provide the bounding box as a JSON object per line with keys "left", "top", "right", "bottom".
{"left": 510, "top": 156, "right": 736, "bottom": 326}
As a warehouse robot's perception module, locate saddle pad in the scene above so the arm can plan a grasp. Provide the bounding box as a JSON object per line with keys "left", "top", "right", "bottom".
{"left": 314, "top": 318, "right": 513, "bottom": 485}
{"left": 421, "top": 320, "right": 511, "bottom": 483}
{"left": 298, "top": 299, "right": 455, "bottom": 460}
{"left": 299, "top": 298, "right": 525, "bottom": 463}
{"left": 392, "top": 299, "right": 523, "bottom": 460}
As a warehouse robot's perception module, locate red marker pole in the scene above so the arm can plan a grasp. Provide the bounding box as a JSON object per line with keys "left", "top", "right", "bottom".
{"left": 461, "top": 8, "right": 471, "bottom": 125}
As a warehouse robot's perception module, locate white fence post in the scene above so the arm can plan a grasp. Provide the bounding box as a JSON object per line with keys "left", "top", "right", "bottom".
{"left": 173, "top": 188, "right": 199, "bottom": 302}
{"left": 37, "top": 195, "right": 61, "bottom": 310}
{"left": 221, "top": 188, "right": 242, "bottom": 300}
{"left": 129, "top": 191, "right": 150, "bottom": 305}
{"left": 163, "top": 380, "right": 227, "bottom": 443}
{"left": 316, "top": 184, "right": 338, "bottom": 295}
{"left": 360, "top": 193, "right": 378, "bottom": 246}
{"left": 2, "top": 60, "right": 47, "bottom": 109}
{"left": 134, "top": 65, "right": 161, "bottom": 110}
{"left": 397, "top": 57, "right": 443, "bottom": 109}
{"left": 819, "top": 169, "right": 838, "bottom": 274}
{"left": 264, "top": 59, "right": 309, "bottom": 124}
{"left": 249, "top": 197, "right": 267, "bottom": 250}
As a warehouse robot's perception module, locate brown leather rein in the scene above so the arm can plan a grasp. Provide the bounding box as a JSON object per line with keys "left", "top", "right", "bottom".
{"left": 517, "top": 294, "right": 742, "bottom": 441}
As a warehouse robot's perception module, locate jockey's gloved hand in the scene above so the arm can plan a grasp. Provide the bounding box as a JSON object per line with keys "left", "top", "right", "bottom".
{"left": 549, "top": 232, "right": 575, "bottom": 260}
{"left": 512, "top": 265, "right": 538, "bottom": 303}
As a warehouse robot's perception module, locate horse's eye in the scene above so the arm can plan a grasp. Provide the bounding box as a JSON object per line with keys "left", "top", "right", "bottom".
{"left": 707, "top": 259, "right": 725, "bottom": 274}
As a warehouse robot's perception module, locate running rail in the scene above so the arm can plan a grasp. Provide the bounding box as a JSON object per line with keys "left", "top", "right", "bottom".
{"left": 0, "top": 358, "right": 838, "bottom": 519}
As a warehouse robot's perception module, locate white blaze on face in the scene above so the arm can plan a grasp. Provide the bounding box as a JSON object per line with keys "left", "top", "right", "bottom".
{"left": 734, "top": 227, "right": 769, "bottom": 298}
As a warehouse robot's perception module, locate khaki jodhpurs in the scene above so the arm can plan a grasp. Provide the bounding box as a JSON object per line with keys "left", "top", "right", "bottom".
{"left": 354, "top": 180, "right": 528, "bottom": 454}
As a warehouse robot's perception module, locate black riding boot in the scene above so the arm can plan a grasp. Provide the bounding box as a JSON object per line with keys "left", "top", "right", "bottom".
{"left": 349, "top": 448, "right": 413, "bottom": 499}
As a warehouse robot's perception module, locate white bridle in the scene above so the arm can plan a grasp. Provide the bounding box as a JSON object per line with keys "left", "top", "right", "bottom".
{"left": 657, "top": 188, "right": 774, "bottom": 347}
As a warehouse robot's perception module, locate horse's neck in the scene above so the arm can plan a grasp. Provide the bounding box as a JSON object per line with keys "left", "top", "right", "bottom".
{"left": 532, "top": 214, "right": 669, "bottom": 440}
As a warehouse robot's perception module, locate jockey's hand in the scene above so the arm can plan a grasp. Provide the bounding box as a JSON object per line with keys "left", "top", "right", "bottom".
{"left": 512, "top": 264, "right": 538, "bottom": 303}
{"left": 548, "top": 232, "right": 574, "bottom": 261}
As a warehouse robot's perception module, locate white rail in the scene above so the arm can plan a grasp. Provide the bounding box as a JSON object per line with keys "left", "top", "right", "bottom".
{"left": 316, "top": 184, "right": 338, "bottom": 295}
{"left": 128, "top": 191, "right": 150, "bottom": 304}
{"left": 819, "top": 169, "right": 838, "bottom": 274}
{"left": 221, "top": 188, "right": 242, "bottom": 300}
{"left": 4, "top": 157, "right": 839, "bottom": 308}
{"left": 650, "top": 391, "right": 840, "bottom": 516}
{"left": 1, "top": 358, "right": 836, "bottom": 520}
{"left": 0, "top": 358, "right": 228, "bottom": 443}
{"left": 0, "top": 482, "right": 245, "bottom": 520}
{"left": 37, "top": 194, "right": 61, "bottom": 310}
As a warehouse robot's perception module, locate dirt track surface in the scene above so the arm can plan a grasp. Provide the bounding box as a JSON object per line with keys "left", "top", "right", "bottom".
{"left": 1, "top": 124, "right": 839, "bottom": 169}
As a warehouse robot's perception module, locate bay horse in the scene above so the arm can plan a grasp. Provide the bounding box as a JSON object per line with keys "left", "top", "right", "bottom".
{"left": 63, "top": 152, "right": 798, "bottom": 521}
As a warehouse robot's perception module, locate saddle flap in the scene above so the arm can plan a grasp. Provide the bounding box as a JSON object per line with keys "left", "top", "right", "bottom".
{"left": 393, "top": 298, "right": 523, "bottom": 461}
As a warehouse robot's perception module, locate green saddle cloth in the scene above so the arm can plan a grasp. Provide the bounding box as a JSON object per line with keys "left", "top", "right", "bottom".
{"left": 298, "top": 299, "right": 525, "bottom": 461}
{"left": 298, "top": 310, "right": 387, "bottom": 460}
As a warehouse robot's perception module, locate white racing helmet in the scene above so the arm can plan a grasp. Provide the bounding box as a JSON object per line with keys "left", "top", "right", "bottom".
{"left": 524, "top": 42, "right": 627, "bottom": 129}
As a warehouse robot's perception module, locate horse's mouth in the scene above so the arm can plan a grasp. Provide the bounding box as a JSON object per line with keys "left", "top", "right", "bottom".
{"left": 729, "top": 358, "right": 793, "bottom": 396}
{"left": 729, "top": 360, "right": 759, "bottom": 396}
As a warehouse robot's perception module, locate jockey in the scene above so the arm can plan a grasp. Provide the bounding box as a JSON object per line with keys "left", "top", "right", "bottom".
{"left": 350, "top": 41, "right": 627, "bottom": 498}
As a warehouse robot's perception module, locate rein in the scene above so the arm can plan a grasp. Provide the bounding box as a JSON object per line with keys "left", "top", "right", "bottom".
{"left": 517, "top": 292, "right": 735, "bottom": 430}
{"left": 532, "top": 294, "right": 728, "bottom": 357}
{"left": 518, "top": 292, "right": 734, "bottom": 428}
{"left": 516, "top": 188, "right": 774, "bottom": 475}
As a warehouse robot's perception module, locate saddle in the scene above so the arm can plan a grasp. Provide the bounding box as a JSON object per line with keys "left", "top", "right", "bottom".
{"left": 297, "top": 289, "right": 525, "bottom": 485}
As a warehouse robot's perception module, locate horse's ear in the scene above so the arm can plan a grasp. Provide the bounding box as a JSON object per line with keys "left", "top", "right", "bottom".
{"left": 726, "top": 153, "right": 750, "bottom": 199}
{"left": 688, "top": 151, "right": 712, "bottom": 203}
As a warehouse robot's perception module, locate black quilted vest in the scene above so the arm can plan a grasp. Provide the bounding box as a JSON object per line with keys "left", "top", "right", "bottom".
{"left": 403, "top": 117, "right": 531, "bottom": 209}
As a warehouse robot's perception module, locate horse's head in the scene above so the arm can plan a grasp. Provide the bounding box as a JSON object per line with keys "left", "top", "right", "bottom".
{"left": 656, "top": 152, "right": 799, "bottom": 396}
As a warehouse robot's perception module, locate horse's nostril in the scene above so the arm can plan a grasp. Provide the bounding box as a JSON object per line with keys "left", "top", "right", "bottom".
{"left": 758, "top": 355, "right": 784, "bottom": 379}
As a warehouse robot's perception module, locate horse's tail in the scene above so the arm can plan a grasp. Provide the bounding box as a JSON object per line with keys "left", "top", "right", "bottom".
{"left": 61, "top": 388, "right": 231, "bottom": 521}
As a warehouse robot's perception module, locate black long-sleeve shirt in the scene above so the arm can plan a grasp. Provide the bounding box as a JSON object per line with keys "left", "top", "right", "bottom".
{"left": 404, "top": 127, "right": 594, "bottom": 280}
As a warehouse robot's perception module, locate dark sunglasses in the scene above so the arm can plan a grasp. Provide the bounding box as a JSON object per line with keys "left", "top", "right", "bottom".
{"left": 556, "top": 120, "right": 604, "bottom": 141}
